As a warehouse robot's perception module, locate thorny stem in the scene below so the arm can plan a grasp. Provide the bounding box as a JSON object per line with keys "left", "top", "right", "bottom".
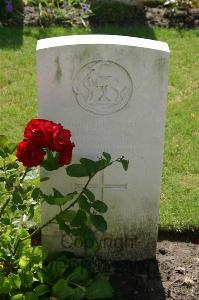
{"left": 13, "top": 174, "right": 94, "bottom": 255}
{"left": 13, "top": 157, "right": 125, "bottom": 256}
{"left": 0, "top": 197, "right": 11, "bottom": 219}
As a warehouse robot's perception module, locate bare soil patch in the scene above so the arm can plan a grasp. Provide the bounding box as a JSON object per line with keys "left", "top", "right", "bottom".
{"left": 144, "top": 5, "right": 199, "bottom": 28}
{"left": 111, "top": 241, "right": 199, "bottom": 299}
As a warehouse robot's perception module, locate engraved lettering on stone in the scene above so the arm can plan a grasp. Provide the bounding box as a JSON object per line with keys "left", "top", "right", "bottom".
{"left": 72, "top": 60, "right": 133, "bottom": 115}
{"left": 74, "top": 172, "right": 127, "bottom": 202}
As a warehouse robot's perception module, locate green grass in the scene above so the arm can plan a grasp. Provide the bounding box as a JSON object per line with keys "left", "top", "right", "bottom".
{"left": 0, "top": 26, "right": 198, "bottom": 230}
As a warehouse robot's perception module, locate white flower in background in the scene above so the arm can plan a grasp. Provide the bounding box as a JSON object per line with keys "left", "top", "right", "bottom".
{"left": 164, "top": 0, "right": 177, "bottom": 5}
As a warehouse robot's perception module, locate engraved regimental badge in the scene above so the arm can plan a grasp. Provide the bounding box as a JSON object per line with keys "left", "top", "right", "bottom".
{"left": 73, "top": 60, "right": 133, "bottom": 115}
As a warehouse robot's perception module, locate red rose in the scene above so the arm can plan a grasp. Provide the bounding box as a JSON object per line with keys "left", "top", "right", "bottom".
{"left": 16, "top": 140, "right": 46, "bottom": 167}
{"left": 20, "top": 119, "right": 74, "bottom": 168}
{"left": 24, "top": 119, "right": 53, "bottom": 148}
{"left": 50, "top": 123, "right": 72, "bottom": 152}
{"left": 59, "top": 142, "right": 75, "bottom": 166}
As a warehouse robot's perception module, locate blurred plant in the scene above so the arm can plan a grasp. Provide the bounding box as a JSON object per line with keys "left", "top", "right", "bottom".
{"left": 5, "top": 0, "right": 14, "bottom": 13}
{"left": 27, "top": 0, "right": 92, "bottom": 27}
{"left": 0, "top": 0, "right": 24, "bottom": 24}
{"left": 164, "top": 0, "right": 199, "bottom": 9}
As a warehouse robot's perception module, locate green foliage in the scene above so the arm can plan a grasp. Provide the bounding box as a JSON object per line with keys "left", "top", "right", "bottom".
{"left": 83, "top": 188, "right": 95, "bottom": 202}
{"left": 90, "top": 214, "right": 107, "bottom": 232}
{"left": 86, "top": 277, "right": 113, "bottom": 299}
{"left": 30, "top": 0, "right": 92, "bottom": 27}
{"left": 66, "top": 163, "right": 91, "bottom": 177}
{"left": 41, "top": 149, "right": 60, "bottom": 171}
{"left": 92, "top": 200, "right": 108, "bottom": 213}
{"left": 44, "top": 189, "right": 77, "bottom": 206}
{"left": 34, "top": 284, "right": 49, "bottom": 296}
{"left": 66, "top": 153, "right": 129, "bottom": 178}
{"left": 0, "top": 136, "right": 128, "bottom": 298}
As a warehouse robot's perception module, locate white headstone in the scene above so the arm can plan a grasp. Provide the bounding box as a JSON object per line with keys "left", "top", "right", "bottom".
{"left": 37, "top": 35, "right": 169, "bottom": 261}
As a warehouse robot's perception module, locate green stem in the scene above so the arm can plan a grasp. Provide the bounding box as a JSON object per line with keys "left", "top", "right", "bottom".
{"left": 13, "top": 175, "right": 93, "bottom": 255}
{"left": 0, "top": 163, "right": 10, "bottom": 218}
{"left": 0, "top": 197, "right": 11, "bottom": 218}
{"left": 20, "top": 168, "right": 29, "bottom": 183}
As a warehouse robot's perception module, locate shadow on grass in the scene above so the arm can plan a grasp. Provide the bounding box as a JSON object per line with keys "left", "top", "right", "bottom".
{"left": 0, "top": 1, "right": 157, "bottom": 48}
{"left": 23, "top": 27, "right": 73, "bottom": 41}
{"left": 90, "top": 26, "right": 157, "bottom": 40}
{"left": 0, "top": 27, "right": 23, "bottom": 49}
{"left": 0, "top": 25, "right": 157, "bottom": 50}
{"left": 89, "top": 0, "right": 157, "bottom": 40}
{"left": 111, "top": 259, "right": 166, "bottom": 299}
{"left": 22, "top": 25, "right": 157, "bottom": 43}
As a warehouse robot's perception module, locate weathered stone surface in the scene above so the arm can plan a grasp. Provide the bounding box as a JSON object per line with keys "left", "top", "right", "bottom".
{"left": 37, "top": 35, "right": 169, "bottom": 260}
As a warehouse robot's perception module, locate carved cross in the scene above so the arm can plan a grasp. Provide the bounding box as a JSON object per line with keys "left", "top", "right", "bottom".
{"left": 74, "top": 171, "right": 127, "bottom": 202}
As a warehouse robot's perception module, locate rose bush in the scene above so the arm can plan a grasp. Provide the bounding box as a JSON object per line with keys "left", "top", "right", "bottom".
{"left": 0, "top": 119, "right": 129, "bottom": 299}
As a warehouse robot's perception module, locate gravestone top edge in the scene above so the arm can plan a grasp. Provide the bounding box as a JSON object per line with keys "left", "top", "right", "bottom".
{"left": 36, "top": 34, "right": 169, "bottom": 53}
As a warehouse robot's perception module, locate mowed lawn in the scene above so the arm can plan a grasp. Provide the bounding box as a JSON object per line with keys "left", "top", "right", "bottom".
{"left": 0, "top": 27, "right": 198, "bottom": 230}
